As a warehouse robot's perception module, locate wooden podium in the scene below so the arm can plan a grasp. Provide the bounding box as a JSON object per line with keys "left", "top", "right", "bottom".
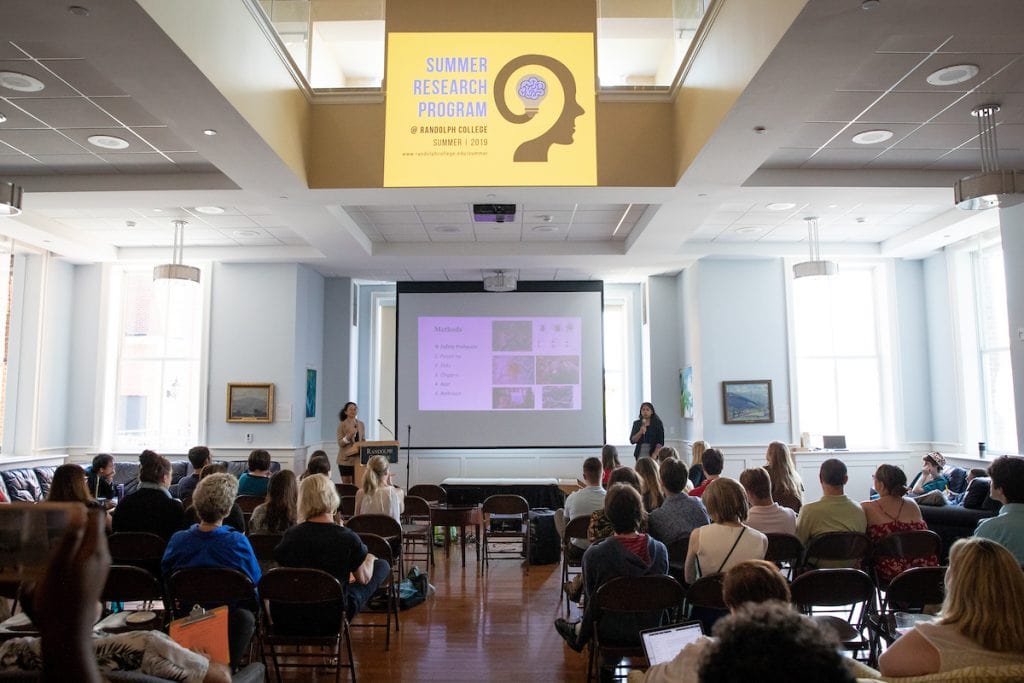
{"left": 353, "top": 440, "right": 400, "bottom": 489}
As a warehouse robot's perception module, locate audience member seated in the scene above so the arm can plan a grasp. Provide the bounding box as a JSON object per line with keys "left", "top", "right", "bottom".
{"left": 685, "top": 478, "right": 767, "bottom": 584}
{"left": 601, "top": 444, "right": 621, "bottom": 487}
{"left": 177, "top": 445, "right": 211, "bottom": 502}
{"left": 795, "top": 458, "right": 867, "bottom": 562}
{"left": 554, "top": 456, "right": 607, "bottom": 559}
{"left": 739, "top": 467, "right": 796, "bottom": 535}
{"left": 554, "top": 483, "right": 669, "bottom": 653}
{"left": 48, "top": 464, "right": 106, "bottom": 510}
{"left": 688, "top": 440, "right": 708, "bottom": 489}
{"left": 878, "top": 537, "right": 1024, "bottom": 677}
{"left": 355, "top": 454, "right": 405, "bottom": 522}
{"left": 300, "top": 450, "right": 332, "bottom": 480}
{"left": 636, "top": 456, "right": 665, "bottom": 512}
{"left": 948, "top": 467, "right": 989, "bottom": 506}
{"left": 765, "top": 441, "right": 804, "bottom": 513}
{"left": 653, "top": 446, "right": 678, "bottom": 464}
{"left": 973, "top": 455, "right": 1024, "bottom": 563}
{"left": 648, "top": 458, "right": 709, "bottom": 546}
{"left": 588, "top": 467, "right": 648, "bottom": 543}
{"left": 162, "top": 473, "right": 261, "bottom": 670}
{"left": 861, "top": 464, "right": 936, "bottom": 583}
{"left": 698, "top": 601, "right": 856, "bottom": 683}
{"left": 112, "top": 454, "right": 186, "bottom": 541}
{"left": 183, "top": 464, "right": 246, "bottom": 532}
{"left": 633, "top": 559, "right": 791, "bottom": 683}
{"left": 274, "top": 474, "right": 390, "bottom": 631}
{"left": 688, "top": 448, "right": 723, "bottom": 498}
{"left": 84, "top": 453, "right": 116, "bottom": 502}
{"left": 237, "top": 449, "right": 273, "bottom": 497}
{"left": 0, "top": 509, "right": 233, "bottom": 683}
{"left": 910, "top": 451, "right": 950, "bottom": 497}
{"left": 249, "top": 469, "right": 298, "bottom": 535}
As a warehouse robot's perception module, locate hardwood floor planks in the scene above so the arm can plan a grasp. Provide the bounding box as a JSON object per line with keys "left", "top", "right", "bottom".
{"left": 272, "top": 548, "right": 588, "bottom": 681}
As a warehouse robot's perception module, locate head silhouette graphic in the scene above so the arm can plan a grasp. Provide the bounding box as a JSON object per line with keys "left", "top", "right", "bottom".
{"left": 494, "top": 54, "right": 585, "bottom": 162}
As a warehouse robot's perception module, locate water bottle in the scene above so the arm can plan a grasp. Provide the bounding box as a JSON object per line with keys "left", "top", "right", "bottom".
{"left": 978, "top": 442, "right": 986, "bottom": 458}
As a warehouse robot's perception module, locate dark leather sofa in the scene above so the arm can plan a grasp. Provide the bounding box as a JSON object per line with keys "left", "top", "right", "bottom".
{"left": 919, "top": 476, "right": 1001, "bottom": 561}
{"left": 0, "top": 460, "right": 280, "bottom": 503}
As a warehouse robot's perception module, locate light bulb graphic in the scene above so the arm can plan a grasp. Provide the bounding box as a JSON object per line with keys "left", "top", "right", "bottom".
{"left": 516, "top": 74, "right": 548, "bottom": 119}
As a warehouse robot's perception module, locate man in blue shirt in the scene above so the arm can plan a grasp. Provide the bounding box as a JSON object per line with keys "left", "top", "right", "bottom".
{"left": 974, "top": 455, "right": 1024, "bottom": 564}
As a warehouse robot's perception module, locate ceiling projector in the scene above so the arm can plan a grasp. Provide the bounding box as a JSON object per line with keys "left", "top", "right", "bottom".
{"left": 483, "top": 271, "right": 517, "bottom": 292}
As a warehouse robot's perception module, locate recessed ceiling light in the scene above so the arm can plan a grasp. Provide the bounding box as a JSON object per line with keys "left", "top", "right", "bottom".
{"left": 827, "top": 204, "right": 838, "bottom": 209}
{"left": 0, "top": 71, "right": 45, "bottom": 93}
{"left": 435, "top": 226, "right": 460, "bottom": 233}
{"left": 233, "top": 229, "right": 260, "bottom": 237}
{"left": 87, "top": 134, "right": 129, "bottom": 150}
{"left": 532, "top": 225, "right": 557, "bottom": 233}
{"left": 0, "top": 113, "right": 6, "bottom": 124}
{"left": 926, "top": 64, "right": 979, "bottom": 87}
{"left": 193, "top": 206, "right": 224, "bottom": 215}
{"left": 202, "top": 129, "right": 218, "bottom": 136}
{"left": 68, "top": 5, "right": 90, "bottom": 16}
{"left": 536, "top": 214, "right": 553, "bottom": 223}
{"left": 152, "top": 208, "right": 163, "bottom": 213}
{"left": 851, "top": 129, "right": 894, "bottom": 145}
{"left": 766, "top": 202, "right": 796, "bottom": 211}
{"left": 735, "top": 226, "right": 762, "bottom": 234}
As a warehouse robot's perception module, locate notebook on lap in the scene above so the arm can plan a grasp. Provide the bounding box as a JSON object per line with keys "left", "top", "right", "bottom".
{"left": 640, "top": 621, "right": 704, "bottom": 666}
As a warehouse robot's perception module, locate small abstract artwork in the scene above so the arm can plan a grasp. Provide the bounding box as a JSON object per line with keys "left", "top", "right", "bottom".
{"left": 722, "top": 380, "right": 774, "bottom": 424}
{"left": 305, "top": 368, "right": 317, "bottom": 420}
{"left": 681, "top": 366, "right": 694, "bottom": 419}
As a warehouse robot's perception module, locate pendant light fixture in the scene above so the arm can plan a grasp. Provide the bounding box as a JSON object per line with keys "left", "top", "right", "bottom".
{"left": 954, "top": 103, "right": 1024, "bottom": 210}
{"left": 0, "top": 182, "right": 23, "bottom": 217}
{"left": 153, "top": 219, "right": 199, "bottom": 283}
{"left": 792, "top": 216, "right": 837, "bottom": 278}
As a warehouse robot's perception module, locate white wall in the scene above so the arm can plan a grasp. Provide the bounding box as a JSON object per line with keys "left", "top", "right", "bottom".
{"left": 922, "top": 252, "right": 960, "bottom": 448}
{"left": 66, "top": 264, "right": 104, "bottom": 450}
{"left": 1000, "top": 202, "right": 1024, "bottom": 450}
{"left": 696, "top": 258, "right": 792, "bottom": 445}
{"left": 647, "top": 274, "right": 684, "bottom": 445}
{"left": 321, "top": 277, "right": 354, "bottom": 443}
{"left": 35, "top": 258, "right": 74, "bottom": 452}
{"left": 206, "top": 262, "right": 300, "bottom": 449}
{"left": 295, "top": 265, "right": 324, "bottom": 448}
{"left": 894, "top": 259, "right": 934, "bottom": 445}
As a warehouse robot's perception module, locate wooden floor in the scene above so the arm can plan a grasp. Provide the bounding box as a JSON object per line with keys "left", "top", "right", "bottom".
{"left": 271, "top": 546, "right": 589, "bottom": 682}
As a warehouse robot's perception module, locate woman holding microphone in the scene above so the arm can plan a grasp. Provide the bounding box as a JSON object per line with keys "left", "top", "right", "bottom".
{"left": 336, "top": 401, "right": 365, "bottom": 485}
{"left": 630, "top": 402, "right": 665, "bottom": 461}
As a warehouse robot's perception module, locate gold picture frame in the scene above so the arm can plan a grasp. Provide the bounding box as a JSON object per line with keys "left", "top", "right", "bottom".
{"left": 226, "top": 383, "right": 274, "bottom": 423}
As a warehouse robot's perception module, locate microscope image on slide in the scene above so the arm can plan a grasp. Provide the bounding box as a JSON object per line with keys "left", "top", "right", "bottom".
{"left": 492, "top": 320, "right": 533, "bottom": 352}
{"left": 493, "top": 387, "right": 535, "bottom": 409}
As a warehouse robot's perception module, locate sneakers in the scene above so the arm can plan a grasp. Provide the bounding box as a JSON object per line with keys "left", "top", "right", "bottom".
{"left": 555, "top": 618, "right": 585, "bottom": 653}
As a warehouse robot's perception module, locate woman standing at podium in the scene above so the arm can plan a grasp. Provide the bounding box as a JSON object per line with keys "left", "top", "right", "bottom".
{"left": 336, "top": 402, "right": 365, "bottom": 484}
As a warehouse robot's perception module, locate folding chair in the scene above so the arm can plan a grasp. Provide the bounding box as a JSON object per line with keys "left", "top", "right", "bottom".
{"left": 799, "top": 531, "right": 871, "bottom": 574}
{"left": 100, "top": 565, "right": 165, "bottom": 626}
{"left": 340, "top": 495, "right": 357, "bottom": 521}
{"left": 335, "top": 483, "right": 359, "bottom": 499}
{"left": 765, "top": 533, "right": 804, "bottom": 580}
{"left": 561, "top": 515, "right": 591, "bottom": 615}
{"left": 166, "top": 566, "right": 260, "bottom": 668}
{"left": 665, "top": 534, "right": 690, "bottom": 587}
{"left": 480, "top": 494, "right": 530, "bottom": 574}
{"left": 588, "top": 575, "right": 686, "bottom": 682}
{"left": 408, "top": 484, "right": 446, "bottom": 504}
{"left": 870, "top": 530, "right": 941, "bottom": 608}
{"left": 235, "top": 495, "right": 264, "bottom": 530}
{"left": 683, "top": 573, "right": 727, "bottom": 633}
{"left": 351, "top": 532, "right": 400, "bottom": 650}
{"left": 867, "top": 565, "right": 946, "bottom": 664}
{"left": 791, "top": 568, "right": 874, "bottom": 661}
{"left": 107, "top": 531, "right": 167, "bottom": 579}
{"left": 258, "top": 567, "right": 355, "bottom": 683}
{"left": 347, "top": 513, "right": 403, "bottom": 578}
{"left": 402, "top": 495, "right": 434, "bottom": 570}
{"left": 247, "top": 533, "right": 284, "bottom": 573}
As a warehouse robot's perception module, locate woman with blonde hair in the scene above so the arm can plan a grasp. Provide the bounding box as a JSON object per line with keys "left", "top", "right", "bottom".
{"left": 684, "top": 478, "right": 768, "bottom": 584}
{"left": 765, "top": 441, "right": 803, "bottom": 512}
{"left": 635, "top": 456, "right": 665, "bottom": 512}
{"left": 355, "top": 454, "right": 405, "bottom": 522}
{"left": 879, "top": 537, "right": 1024, "bottom": 676}
{"left": 689, "top": 440, "right": 708, "bottom": 488}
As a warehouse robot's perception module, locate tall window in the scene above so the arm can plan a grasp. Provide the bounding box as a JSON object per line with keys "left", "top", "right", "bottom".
{"left": 112, "top": 269, "right": 203, "bottom": 452}
{"left": 953, "top": 234, "right": 1017, "bottom": 453}
{"left": 792, "top": 264, "right": 893, "bottom": 447}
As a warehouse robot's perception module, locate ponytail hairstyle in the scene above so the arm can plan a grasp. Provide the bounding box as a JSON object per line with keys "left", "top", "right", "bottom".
{"left": 362, "top": 454, "right": 390, "bottom": 497}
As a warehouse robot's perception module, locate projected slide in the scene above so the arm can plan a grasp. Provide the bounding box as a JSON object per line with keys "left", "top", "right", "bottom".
{"left": 419, "top": 316, "right": 581, "bottom": 411}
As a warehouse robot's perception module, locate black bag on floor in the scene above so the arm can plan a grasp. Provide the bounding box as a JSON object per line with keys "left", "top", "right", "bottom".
{"left": 529, "top": 508, "right": 560, "bottom": 565}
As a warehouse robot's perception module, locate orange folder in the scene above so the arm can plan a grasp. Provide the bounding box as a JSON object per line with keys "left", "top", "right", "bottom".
{"left": 168, "top": 605, "right": 230, "bottom": 666}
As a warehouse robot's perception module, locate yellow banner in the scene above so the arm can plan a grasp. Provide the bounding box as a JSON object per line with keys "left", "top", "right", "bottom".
{"left": 383, "top": 32, "right": 596, "bottom": 187}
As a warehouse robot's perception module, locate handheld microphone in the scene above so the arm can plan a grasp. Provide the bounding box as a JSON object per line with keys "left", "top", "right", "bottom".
{"left": 377, "top": 418, "right": 395, "bottom": 438}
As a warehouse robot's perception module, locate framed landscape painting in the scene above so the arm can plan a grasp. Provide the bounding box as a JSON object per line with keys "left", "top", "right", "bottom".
{"left": 721, "top": 380, "right": 773, "bottom": 424}
{"left": 226, "top": 383, "right": 274, "bottom": 423}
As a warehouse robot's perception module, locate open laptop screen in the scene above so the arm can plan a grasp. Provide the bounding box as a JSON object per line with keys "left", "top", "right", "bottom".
{"left": 822, "top": 435, "right": 847, "bottom": 450}
{"left": 640, "top": 621, "right": 704, "bottom": 666}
